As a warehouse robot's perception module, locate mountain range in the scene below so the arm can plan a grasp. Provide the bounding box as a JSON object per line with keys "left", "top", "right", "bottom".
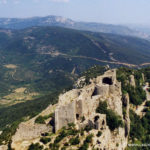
{"left": 0, "top": 15, "right": 149, "bottom": 39}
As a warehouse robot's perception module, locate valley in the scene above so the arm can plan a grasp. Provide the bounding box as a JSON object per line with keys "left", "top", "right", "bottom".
{"left": 1, "top": 26, "right": 150, "bottom": 107}
{"left": 0, "top": 25, "right": 150, "bottom": 149}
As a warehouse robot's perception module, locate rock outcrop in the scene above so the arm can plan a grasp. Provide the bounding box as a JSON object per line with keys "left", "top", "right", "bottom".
{"left": 0, "top": 145, "right": 7, "bottom": 150}
{"left": 122, "top": 93, "right": 130, "bottom": 137}
{"left": 55, "top": 69, "right": 130, "bottom": 149}
{"left": 129, "top": 75, "right": 136, "bottom": 87}
{"left": 11, "top": 105, "right": 56, "bottom": 150}
{"left": 10, "top": 69, "right": 130, "bottom": 150}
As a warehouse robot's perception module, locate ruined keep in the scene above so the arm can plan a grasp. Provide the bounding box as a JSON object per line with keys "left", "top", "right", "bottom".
{"left": 54, "top": 69, "right": 130, "bottom": 149}
{"left": 55, "top": 69, "right": 122, "bottom": 131}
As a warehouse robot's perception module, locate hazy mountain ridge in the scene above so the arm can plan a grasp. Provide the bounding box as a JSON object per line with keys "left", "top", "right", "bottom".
{"left": 0, "top": 15, "right": 149, "bottom": 39}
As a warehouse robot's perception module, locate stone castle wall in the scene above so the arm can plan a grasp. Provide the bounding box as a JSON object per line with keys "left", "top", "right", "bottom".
{"left": 54, "top": 69, "right": 123, "bottom": 132}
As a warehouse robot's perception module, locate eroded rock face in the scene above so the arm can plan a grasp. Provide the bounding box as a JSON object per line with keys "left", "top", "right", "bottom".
{"left": 0, "top": 145, "right": 7, "bottom": 150}
{"left": 55, "top": 69, "right": 130, "bottom": 149}
{"left": 122, "top": 93, "right": 130, "bottom": 137}
{"left": 10, "top": 69, "right": 130, "bottom": 150}
{"left": 11, "top": 105, "right": 56, "bottom": 150}
{"left": 129, "top": 75, "right": 136, "bottom": 87}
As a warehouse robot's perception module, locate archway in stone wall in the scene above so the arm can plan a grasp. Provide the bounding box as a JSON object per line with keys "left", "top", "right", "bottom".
{"left": 102, "top": 77, "right": 113, "bottom": 85}
{"left": 94, "top": 115, "right": 100, "bottom": 122}
{"left": 76, "top": 114, "right": 80, "bottom": 120}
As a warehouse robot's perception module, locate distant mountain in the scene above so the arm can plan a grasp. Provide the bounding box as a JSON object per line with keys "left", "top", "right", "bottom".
{"left": 0, "top": 15, "right": 149, "bottom": 39}
{"left": 126, "top": 24, "right": 150, "bottom": 37}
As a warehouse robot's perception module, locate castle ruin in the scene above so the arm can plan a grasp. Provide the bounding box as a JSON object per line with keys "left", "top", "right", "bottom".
{"left": 55, "top": 69, "right": 122, "bottom": 132}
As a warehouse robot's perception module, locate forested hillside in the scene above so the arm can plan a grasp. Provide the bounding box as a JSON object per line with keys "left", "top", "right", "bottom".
{"left": 0, "top": 26, "right": 150, "bottom": 148}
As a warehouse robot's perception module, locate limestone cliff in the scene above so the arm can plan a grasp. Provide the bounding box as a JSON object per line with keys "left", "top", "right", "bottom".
{"left": 55, "top": 69, "right": 130, "bottom": 149}
{"left": 11, "top": 105, "right": 56, "bottom": 150}
{"left": 10, "top": 69, "right": 130, "bottom": 150}
{"left": 129, "top": 75, "right": 136, "bottom": 87}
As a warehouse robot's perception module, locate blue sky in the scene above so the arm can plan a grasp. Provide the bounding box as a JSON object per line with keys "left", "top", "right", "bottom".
{"left": 0, "top": 0, "right": 150, "bottom": 25}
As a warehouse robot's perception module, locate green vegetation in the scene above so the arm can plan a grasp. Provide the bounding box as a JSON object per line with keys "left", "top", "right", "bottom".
{"left": 106, "top": 109, "right": 123, "bottom": 131}
{"left": 128, "top": 109, "right": 150, "bottom": 150}
{"left": 49, "top": 143, "right": 60, "bottom": 150}
{"left": 84, "top": 125, "right": 93, "bottom": 132}
{"left": 128, "top": 110, "right": 150, "bottom": 150}
{"left": 96, "top": 101, "right": 123, "bottom": 131}
{"left": 79, "top": 134, "right": 93, "bottom": 150}
{"left": 117, "top": 68, "right": 146, "bottom": 105}
{"left": 0, "top": 25, "right": 150, "bottom": 149}
{"left": 54, "top": 123, "right": 78, "bottom": 144}
{"left": 28, "top": 143, "right": 43, "bottom": 150}
{"left": 96, "top": 131, "right": 102, "bottom": 137}
{"left": 35, "top": 114, "right": 53, "bottom": 124}
{"left": 116, "top": 67, "right": 150, "bottom": 148}
{"left": 0, "top": 92, "right": 59, "bottom": 145}
{"left": 69, "top": 136, "right": 80, "bottom": 145}
{"left": 96, "top": 101, "right": 107, "bottom": 114}
{"left": 81, "top": 65, "right": 108, "bottom": 84}
{"left": 35, "top": 116, "right": 46, "bottom": 124}
{"left": 145, "top": 101, "right": 150, "bottom": 107}
{"left": 130, "top": 110, "right": 145, "bottom": 141}
{"left": 40, "top": 137, "right": 51, "bottom": 144}
{"left": 142, "top": 67, "right": 150, "bottom": 85}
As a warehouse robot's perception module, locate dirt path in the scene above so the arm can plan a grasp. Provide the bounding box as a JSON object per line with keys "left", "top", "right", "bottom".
{"left": 135, "top": 85, "right": 150, "bottom": 117}
{"left": 135, "top": 101, "right": 146, "bottom": 116}
{"left": 140, "top": 63, "right": 150, "bottom": 67}
{"left": 57, "top": 53, "right": 137, "bottom": 67}
{"left": 43, "top": 51, "right": 150, "bottom": 68}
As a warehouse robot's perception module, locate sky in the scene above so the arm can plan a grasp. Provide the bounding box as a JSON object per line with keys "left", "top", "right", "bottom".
{"left": 0, "top": 0, "right": 150, "bottom": 25}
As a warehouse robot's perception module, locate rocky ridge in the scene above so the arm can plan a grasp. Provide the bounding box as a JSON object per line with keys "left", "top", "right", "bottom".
{"left": 8, "top": 69, "right": 130, "bottom": 150}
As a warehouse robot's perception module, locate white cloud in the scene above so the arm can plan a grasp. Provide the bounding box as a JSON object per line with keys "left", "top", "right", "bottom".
{"left": 0, "top": 0, "right": 7, "bottom": 4}
{"left": 0, "top": 0, "right": 70, "bottom": 4}
{"left": 50, "top": 0, "right": 69, "bottom": 2}
{"left": 0, "top": 0, "right": 20, "bottom": 4}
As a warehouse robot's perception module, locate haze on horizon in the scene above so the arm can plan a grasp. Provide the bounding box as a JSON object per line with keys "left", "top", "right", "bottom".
{"left": 0, "top": 0, "right": 150, "bottom": 26}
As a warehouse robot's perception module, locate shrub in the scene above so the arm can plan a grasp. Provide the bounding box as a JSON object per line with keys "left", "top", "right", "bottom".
{"left": 106, "top": 109, "right": 123, "bottom": 131}
{"left": 96, "top": 101, "right": 123, "bottom": 131}
{"left": 40, "top": 137, "right": 51, "bottom": 144}
{"left": 82, "top": 116, "right": 85, "bottom": 122}
{"left": 79, "top": 134, "right": 93, "bottom": 150}
{"left": 68, "top": 123, "right": 75, "bottom": 128}
{"left": 96, "top": 101, "right": 107, "bottom": 114}
{"left": 35, "top": 114, "right": 53, "bottom": 124}
{"left": 84, "top": 125, "right": 92, "bottom": 132}
{"left": 96, "top": 131, "right": 102, "bottom": 137}
{"left": 61, "top": 147, "right": 66, "bottom": 150}
{"left": 64, "top": 142, "right": 69, "bottom": 146}
{"left": 69, "top": 136, "right": 80, "bottom": 145}
{"left": 80, "top": 128, "right": 84, "bottom": 136}
{"left": 145, "top": 101, "right": 150, "bottom": 107}
{"left": 85, "top": 134, "right": 93, "bottom": 143}
{"left": 130, "top": 110, "right": 145, "bottom": 140}
{"left": 28, "top": 143, "right": 43, "bottom": 150}
{"left": 49, "top": 143, "right": 59, "bottom": 150}
{"left": 35, "top": 116, "right": 45, "bottom": 124}
{"left": 79, "top": 143, "right": 89, "bottom": 150}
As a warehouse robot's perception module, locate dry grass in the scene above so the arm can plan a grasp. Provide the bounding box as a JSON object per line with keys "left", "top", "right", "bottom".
{"left": 4, "top": 64, "right": 18, "bottom": 69}
{"left": 14, "top": 88, "right": 26, "bottom": 93}
{"left": 0, "top": 87, "right": 40, "bottom": 106}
